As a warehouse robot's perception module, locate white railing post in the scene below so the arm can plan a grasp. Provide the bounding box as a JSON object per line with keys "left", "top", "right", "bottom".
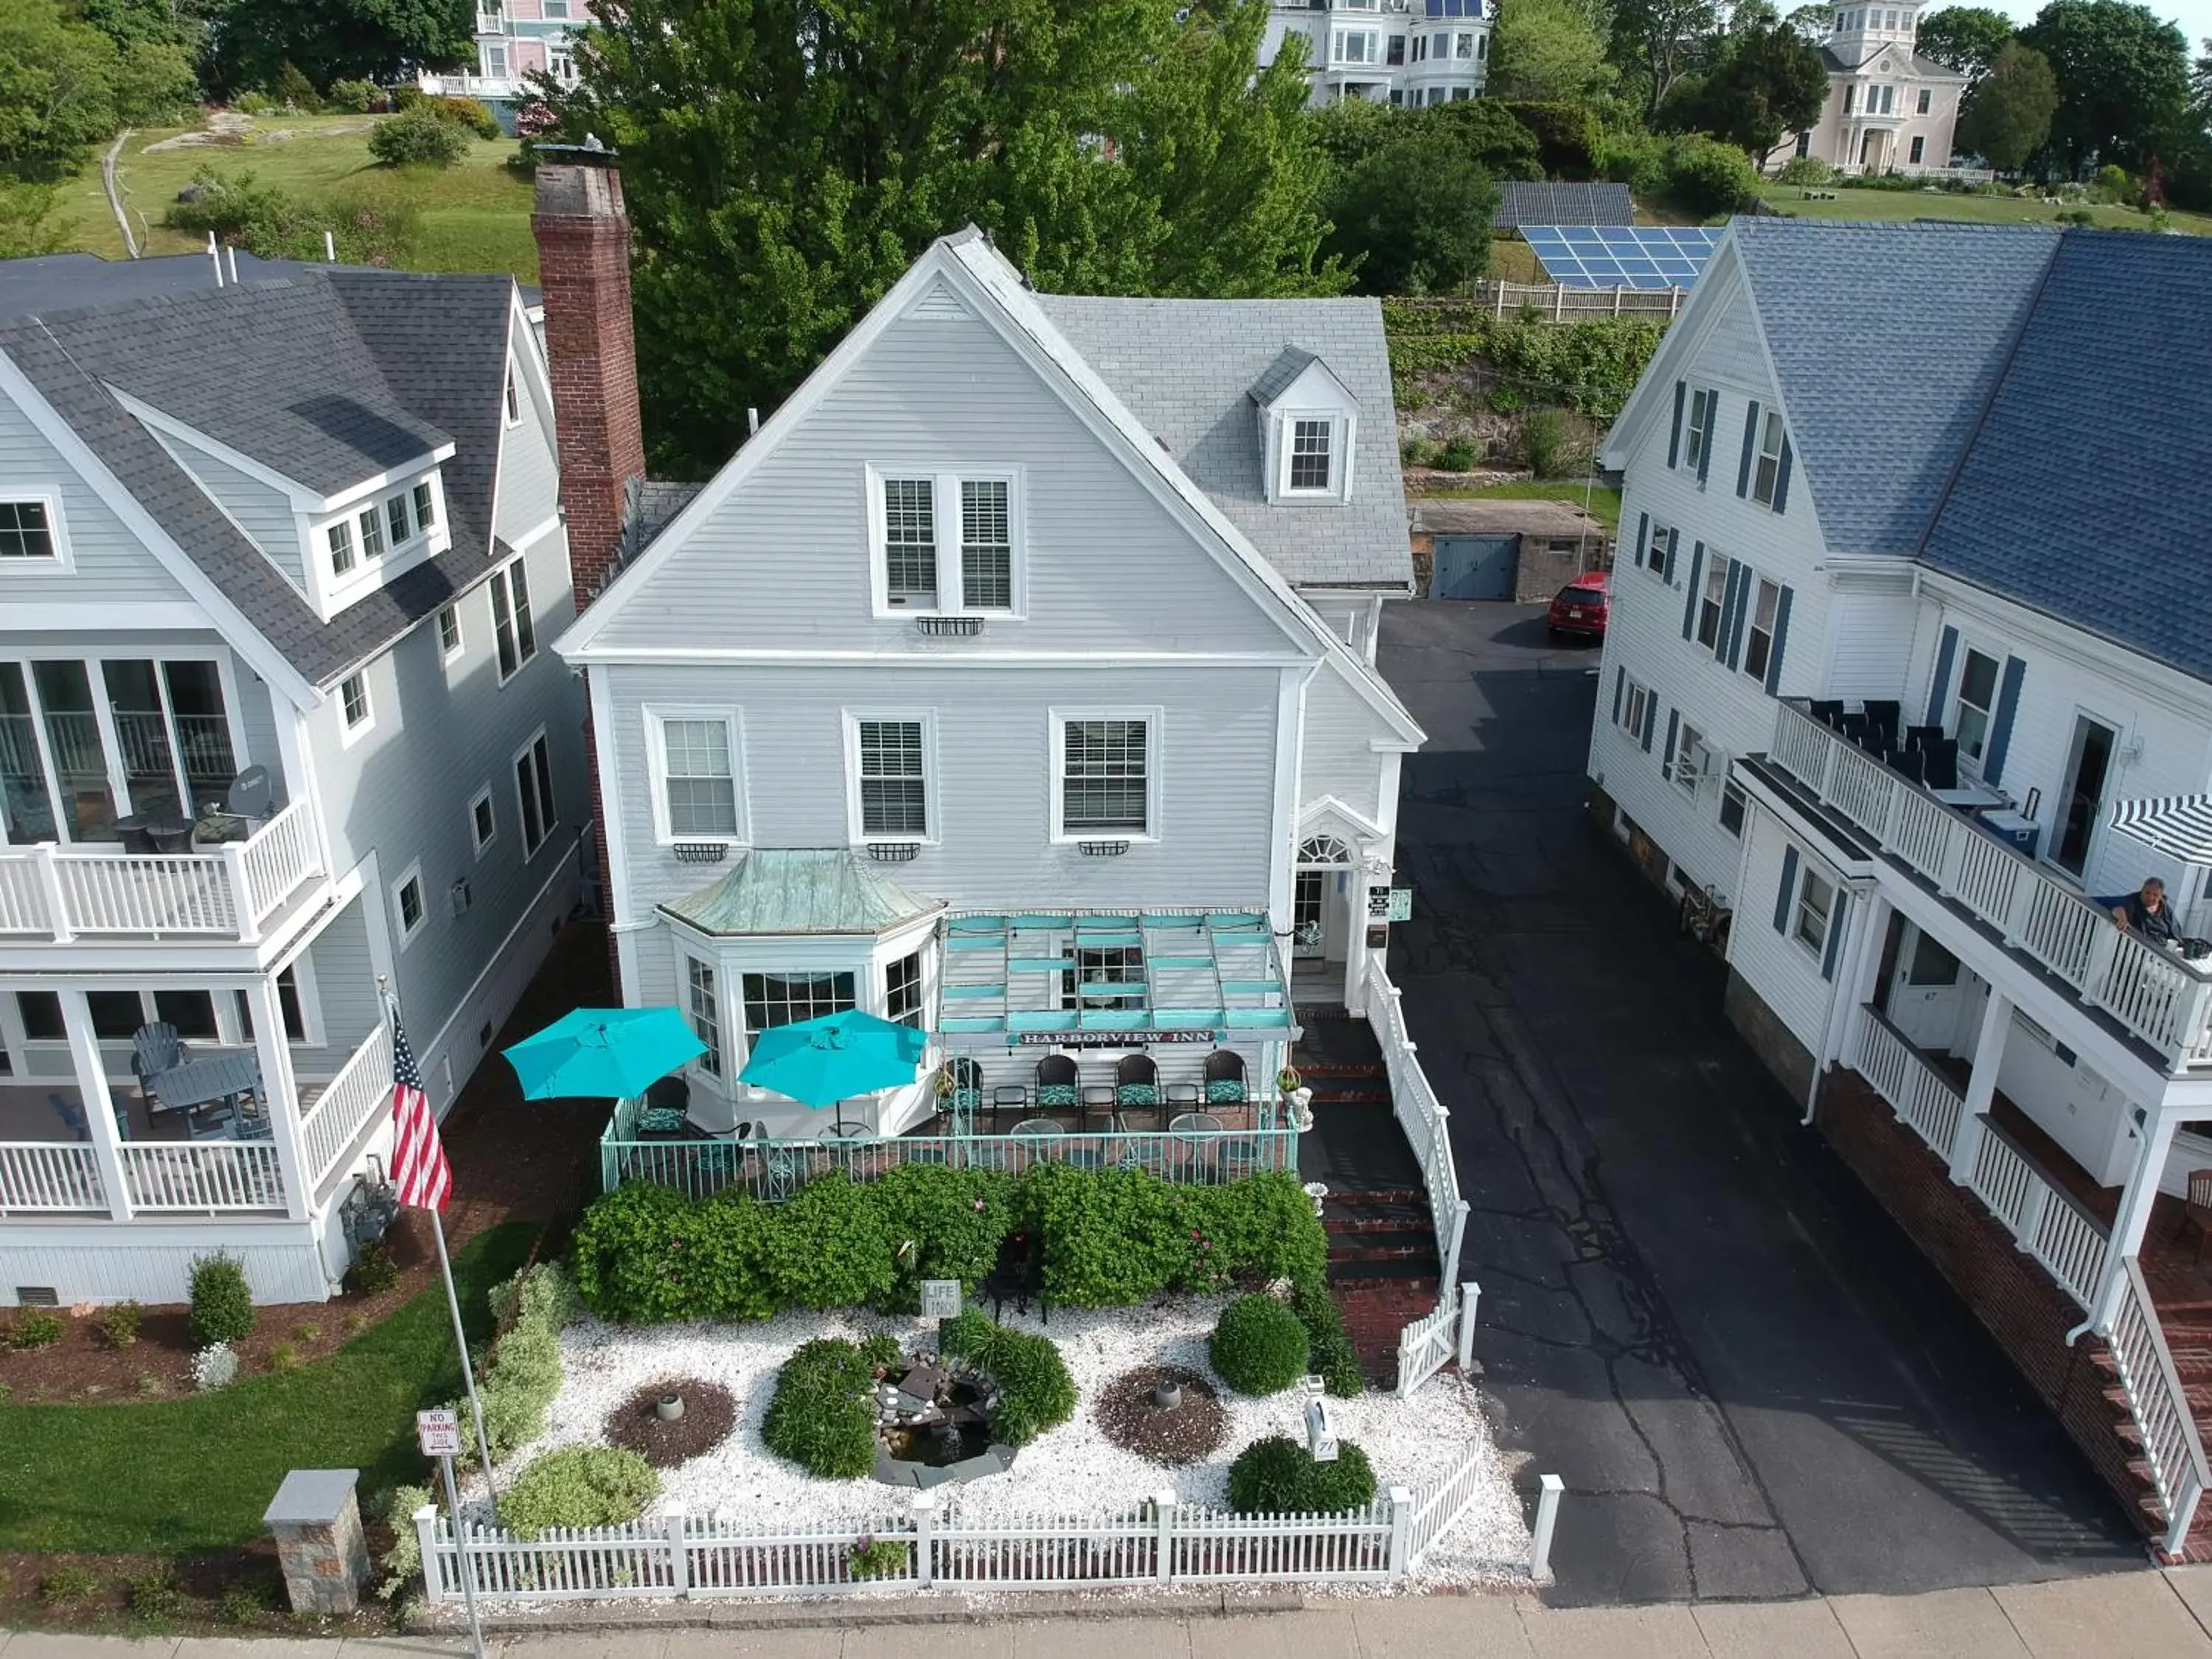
{"left": 223, "top": 841, "right": 260, "bottom": 944}
{"left": 35, "top": 843, "right": 72, "bottom": 942}
{"left": 1530, "top": 1475, "right": 1565, "bottom": 1582}
{"left": 1457, "top": 1280, "right": 1481, "bottom": 1372}
{"left": 1153, "top": 1489, "right": 1177, "bottom": 1583}
{"left": 1386, "top": 1486, "right": 1413, "bottom": 1579}
{"left": 664, "top": 1502, "right": 688, "bottom": 1596}
{"left": 2016, "top": 1175, "right": 2051, "bottom": 1258}
{"left": 414, "top": 1504, "right": 444, "bottom": 1602}
{"left": 1439, "top": 1194, "right": 1468, "bottom": 1300}
{"left": 911, "top": 1493, "right": 936, "bottom": 1588}
{"left": 2079, "top": 921, "right": 2122, "bottom": 1012}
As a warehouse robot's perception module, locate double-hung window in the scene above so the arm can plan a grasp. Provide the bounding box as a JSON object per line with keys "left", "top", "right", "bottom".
{"left": 1720, "top": 780, "right": 1747, "bottom": 838}
{"left": 1697, "top": 554, "right": 1730, "bottom": 650}
{"left": 1643, "top": 518, "right": 1674, "bottom": 581}
{"left": 1683, "top": 387, "right": 1716, "bottom": 474}
{"left": 885, "top": 951, "right": 925, "bottom": 1027}
{"left": 1916, "top": 87, "right": 1932, "bottom": 114}
{"left": 393, "top": 863, "right": 426, "bottom": 946}
{"left": 1742, "top": 577, "right": 1782, "bottom": 681}
{"left": 653, "top": 712, "right": 742, "bottom": 841}
{"left": 1793, "top": 868, "right": 1836, "bottom": 958}
{"left": 961, "top": 480, "right": 1012, "bottom": 610}
{"left": 1669, "top": 722, "right": 1707, "bottom": 795}
{"left": 468, "top": 785, "right": 496, "bottom": 855}
{"left": 881, "top": 478, "right": 937, "bottom": 608}
{"left": 327, "top": 518, "right": 355, "bottom": 577}
{"left": 1055, "top": 712, "right": 1155, "bottom": 839}
{"left": 358, "top": 503, "right": 386, "bottom": 561}
{"left": 1288, "top": 420, "right": 1334, "bottom": 491}
{"left": 1954, "top": 647, "right": 2001, "bottom": 768}
{"left": 490, "top": 554, "right": 536, "bottom": 682}
{"left": 872, "top": 471, "right": 1020, "bottom": 616}
{"left": 515, "top": 729, "right": 557, "bottom": 858}
{"left": 0, "top": 500, "right": 58, "bottom": 561}
{"left": 1751, "top": 411, "right": 1787, "bottom": 507}
{"left": 684, "top": 958, "right": 723, "bottom": 1076}
{"left": 852, "top": 716, "right": 931, "bottom": 841}
{"left": 1615, "top": 675, "right": 1655, "bottom": 745}
{"left": 339, "top": 672, "right": 372, "bottom": 737}
{"left": 438, "top": 604, "right": 463, "bottom": 661}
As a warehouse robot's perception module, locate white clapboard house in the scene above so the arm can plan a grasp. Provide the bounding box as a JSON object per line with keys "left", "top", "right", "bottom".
{"left": 0, "top": 257, "right": 588, "bottom": 1307}
{"left": 1586, "top": 216, "right": 2212, "bottom": 1552}
{"left": 539, "top": 166, "right": 1424, "bottom": 1142}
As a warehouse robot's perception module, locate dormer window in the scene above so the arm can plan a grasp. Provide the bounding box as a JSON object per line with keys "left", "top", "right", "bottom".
{"left": 1289, "top": 420, "right": 1335, "bottom": 491}
{"left": 309, "top": 468, "right": 453, "bottom": 619}
{"left": 1252, "top": 347, "right": 1358, "bottom": 507}
{"left": 327, "top": 518, "right": 355, "bottom": 576}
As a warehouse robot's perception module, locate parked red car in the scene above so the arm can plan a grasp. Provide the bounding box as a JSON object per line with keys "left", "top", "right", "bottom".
{"left": 1546, "top": 571, "right": 1610, "bottom": 641}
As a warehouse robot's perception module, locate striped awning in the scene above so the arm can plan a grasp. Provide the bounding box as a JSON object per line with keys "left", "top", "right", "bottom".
{"left": 2110, "top": 795, "right": 2212, "bottom": 863}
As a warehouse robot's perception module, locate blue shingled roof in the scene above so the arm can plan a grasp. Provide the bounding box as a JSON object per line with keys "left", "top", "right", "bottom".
{"left": 1729, "top": 218, "right": 2059, "bottom": 556}
{"left": 1920, "top": 232, "right": 2212, "bottom": 681}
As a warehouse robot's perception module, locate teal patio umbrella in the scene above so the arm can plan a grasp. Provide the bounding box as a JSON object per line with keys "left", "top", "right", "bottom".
{"left": 503, "top": 1006, "right": 706, "bottom": 1100}
{"left": 739, "top": 1009, "right": 929, "bottom": 1133}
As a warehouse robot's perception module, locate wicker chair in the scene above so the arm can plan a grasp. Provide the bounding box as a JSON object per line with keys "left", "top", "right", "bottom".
{"left": 1035, "top": 1053, "right": 1079, "bottom": 1110}
{"left": 1203, "top": 1050, "right": 1248, "bottom": 1107}
{"left": 1114, "top": 1053, "right": 1161, "bottom": 1129}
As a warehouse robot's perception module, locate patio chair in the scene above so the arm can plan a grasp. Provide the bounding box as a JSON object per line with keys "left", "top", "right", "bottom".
{"left": 1034, "top": 1054, "right": 1079, "bottom": 1110}
{"left": 1809, "top": 699, "right": 1845, "bottom": 727}
{"left": 944, "top": 1057, "right": 983, "bottom": 1136}
{"left": 187, "top": 1099, "right": 237, "bottom": 1141}
{"left": 1203, "top": 1051, "right": 1248, "bottom": 1107}
{"left": 131, "top": 1023, "right": 187, "bottom": 1108}
{"left": 1922, "top": 739, "right": 1961, "bottom": 791}
{"left": 1905, "top": 724, "right": 1945, "bottom": 754}
{"left": 1863, "top": 699, "right": 1903, "bottom": 732}
{"left": 1885, "top": 748, "right": 1927, "bottom": 785}
{"left": 991, "top": 1085, "right": 1029, "bottom": 1128}
{"left": 1113, "top": 1054, "right": 1161, "bottom": 1124}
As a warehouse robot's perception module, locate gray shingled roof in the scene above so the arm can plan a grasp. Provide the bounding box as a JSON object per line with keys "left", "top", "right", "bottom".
{"left": 0, "top": 270, "right": 520, "bottom": 687}
{"left": 1730, "top": 218, "right": 2059, "bottom": 557}
{"left": 1493, "top": 182, "right": 1634, "bottom": 229}
{"left": 1919, "top": 232, "right": 2212, "bottom": 681}
{"left": 1032, "top": 293, "right": 1413, "bottom": 590}
{"left": 0, "top": 251, "right": 341, "bottom": 321}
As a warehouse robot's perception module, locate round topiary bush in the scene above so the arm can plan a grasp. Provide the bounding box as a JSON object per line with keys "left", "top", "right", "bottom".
{"left": 1226, "top": 1434, "right": 1377, "bottom": 1515}
{"left": 761, "top": 1335, "right": 901, "bottom": 1478}
{"left": 501, "top": 1447, "right": 659, "bottom": 1534}
{"left": 1209, "top": 1294, "right": 1309, "bottom": 1396}
{"left": 188, "top": 1253, "right": 254, "bottom": 1347}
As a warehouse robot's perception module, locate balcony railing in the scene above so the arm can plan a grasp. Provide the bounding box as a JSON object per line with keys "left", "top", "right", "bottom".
{"left": 1850, "top": 1005, "right": 1964, "bottom": 1163}
{"left": 0, "top": 1143, "right": 106, "bottom": 1214}
{"left": 301, "top": 1023, "right": 394, "bottom": 1192}
{"left": 119, "top": 1140, "right": 285, "bottom": 1212}
{"left": 1769, "top": 703, "right": 2212, "bottom": 1069}
{"left": 0, "top": 799, "right": 322, "bottom": 945}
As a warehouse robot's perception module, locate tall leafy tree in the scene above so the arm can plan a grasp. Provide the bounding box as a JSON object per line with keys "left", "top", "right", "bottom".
{"left": 1660, "top": 18, "right": 1829, "bottom": 162}
{"left": 2021, "top": 0, "right": 2191, "bottom": 173}
{"left": 1610, "top": 0, "right": 1722, "bottom": 119}
{"left": 1322, "top": 121, "right": 1500, "bottom": 296}
{"left": 0, "top": 0, "right": 192, "bottom": 178}
{"left": 1489, "top": 0, "right": 1619, "bottom": 103}
{"left": 543, "top": 0, "right": 1346, "bottom": 477}
{"left": 1956, "top": 41, "right": 2060, "bottom": 169}
{"left": 1916, "top": 7, "right": 2019, "bottom": 82}
{"left": 205, "top": 0, "right": 474, "bottom": 94}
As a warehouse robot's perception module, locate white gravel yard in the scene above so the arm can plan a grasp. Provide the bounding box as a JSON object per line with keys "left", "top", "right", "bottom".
{"left": 482, "top": 1295, "right": 1531, "bottom": 1591}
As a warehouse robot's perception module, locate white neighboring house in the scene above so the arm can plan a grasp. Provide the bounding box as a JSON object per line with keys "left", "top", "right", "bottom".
{"left": 1586, "top": 216, "right": 2212, "bottom": 1551}
{"left": 419, "top": 0, "right": 592, "bottom": 119}
{"left": 1779, "top": 6, "right": 1966, "bottom": 175}
{"left": 1265, "top": 0, "right": 1491, "bottom": 108}
{"left": 0, "top": 258, "right": 588, "bottom": 1307}
{"left": 536, "top": 168, "right": 1425, "bottom": 1141}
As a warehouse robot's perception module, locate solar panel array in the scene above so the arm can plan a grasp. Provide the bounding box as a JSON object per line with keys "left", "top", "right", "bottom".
{"left": 1520, "top": 226, "right": 1723, "bottom": 291}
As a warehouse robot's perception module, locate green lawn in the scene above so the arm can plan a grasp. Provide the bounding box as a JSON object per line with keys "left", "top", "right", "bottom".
{"left": 0, "top": 1224, "right": 533, "bottom": 1554}
{"left": 1416, "top": 479, "right": 1623, "bottom": 535}
{"left": 1760, "top": 185, "right": 2212, "bottom": 237}
{"left": 57, "top": 114, "right": 539, "bottom": 280}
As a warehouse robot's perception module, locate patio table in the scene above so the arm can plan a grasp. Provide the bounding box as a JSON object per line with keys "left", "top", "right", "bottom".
{"left": 1009, "top": 1118, "right": 1065, "bottom": 1167}
{"left": 146, "top": 1051, "right": 262, "bottom": 1118}
{"left": 1169, "top": 1110, "right": 1224, "bottom": 1181}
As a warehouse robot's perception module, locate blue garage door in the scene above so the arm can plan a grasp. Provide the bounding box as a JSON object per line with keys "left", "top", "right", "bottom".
{"left": 1433, "top": 535, "right": 1517, "bottom": 600}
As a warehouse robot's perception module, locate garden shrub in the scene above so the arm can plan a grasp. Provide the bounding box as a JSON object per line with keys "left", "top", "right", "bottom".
{"left": 757, "top": 1172, "right": 895, "bottom": 1310}
{"left": 1436, "top": 437, "right": 1480, "bottom": 470}
{"left": 372, "top": 1484, "right": 433, "bottom": 1600}
{"left": 682, "top": 1187, "right": 777, "bottom": 1321}
{"left": 368, "top": 110, "right": 469, "bottom": 168}
{"left": 1227, "top": 1435, "right": 1377, "bottom": 1515}
{"left": 501, "top": 1447, "right": 659, "bottom": 1534}
{"left": 327, "top": 79, "right": 381, "bottom": 114}
{"left": 573, "top": 1180, "right": 696, "bottom": 1321}
{"left": 1515, "top": 408, "right": 1586, "bottom": 479}
{"left": 7, "top": 1309, "right": 63, "bottom": 1350}
{"left": 192, "top": 1343, "right": 237, "bottom": 1391}
{"left": 189, "top": 1253, "right": 254, "bottom": 1346}
{"left": 346, "top": 1239, "right": 400, "bottom": 1295}
{"left": 1663, "top": 136, "right": 1760, "bottom": 220}
{"left": 459, "top": 1262, "right": 578, "bottom": 1458}
{"left": 1290, "top": 1277, "right": 1365, "bottom": 1399}
{"left": 234, "top": 91, "right": 274, "bottom": 116}
{"left": 1210, "top": 1295, "right": 1310, "bottom": 1396}
{"left": 1183, "top": 1172, "right": 1330, "bottom": 1287}
{"left": 866, "top": 1162, "right": 1012, "bottom": 1309}
{"left": 762, "top": 1337, "right": 892, "bottom": 1478}
{"left": 849, "top": 1537, "right": 909, "bottom": 1579}
{"left": 937, "top": 1310, "right": 1077, "bottom": 1446}
{"left": 100, "top": 1300, "right": 142, "bottom": 1348}
{"left": 429, "top": 97, "right": 503, "bottom": 139}
{"left": 1023, "top": 1162, "right": 1191, "bottom": 1307}
{"left": 1774, "top": 155, "right": 1837, "bottom": 186}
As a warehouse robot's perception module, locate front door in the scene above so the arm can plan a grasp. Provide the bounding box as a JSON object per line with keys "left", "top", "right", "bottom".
{"left": 1293, "top": 869, "right": 1328, "bottom": 959}
{"left": 2053, "top": 715, "right": 2117, "bottom": 877}
{"left": 1888, "top": 922, "right": 1964, "bottom": 1052}
{"left": 1432, "top": 536, "right": 1516, "bottom": 600}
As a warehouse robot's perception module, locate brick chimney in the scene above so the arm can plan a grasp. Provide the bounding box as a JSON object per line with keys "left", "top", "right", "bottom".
{"left": 531, "top": 162, "right": 645, "bottom": 608}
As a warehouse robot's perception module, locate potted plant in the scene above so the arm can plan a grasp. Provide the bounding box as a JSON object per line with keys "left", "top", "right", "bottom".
{"left": 1277, "top": 1065, "right": 1314, "bottom": 1130}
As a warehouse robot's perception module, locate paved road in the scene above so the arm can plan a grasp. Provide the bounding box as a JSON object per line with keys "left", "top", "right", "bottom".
{"left": 1377, "top": 601, "right": 2143, "bottom": 1605}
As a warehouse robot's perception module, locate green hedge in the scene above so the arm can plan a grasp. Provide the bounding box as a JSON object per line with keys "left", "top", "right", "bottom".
{"left": 938, "top": 1310, "right": 1077, "bottom": 1447}
{"left": 1210, "top": 1295, "right": 1310, "bottom": 1396}
{"left": 458, "top": 1262, "right": 577, "bottom": 1458}
{"left": 1227, "top": 1435, "right": 1377, "bottom": 1516}
{"left": 572, "top": 1166, "right": 1327, "bottom": 1325}
{"left": 761, "top": 1335, "right": 900, "bottom": 1478}
{"left": 501, "top": 1447, "right": 659, "bottom": 1534}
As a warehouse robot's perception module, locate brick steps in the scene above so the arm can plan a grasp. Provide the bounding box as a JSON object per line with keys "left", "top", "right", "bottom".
{"left": 1295, "top": 1061, "right": 1388, "bottom": 1082}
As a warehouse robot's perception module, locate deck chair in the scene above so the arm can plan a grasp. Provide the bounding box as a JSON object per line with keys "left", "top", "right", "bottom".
{"left": 1035, "top": 1053, "right": 1079, "bottom": 1110}
{"left": 1113, "top": 1053, "right": 1161, "bottom": 1127}
{"left": 1203, "top": 1050, "right": 1247, "bottom": 1107}
{"left": 130, "top": 1023, "right": 187, "bottom": 1110}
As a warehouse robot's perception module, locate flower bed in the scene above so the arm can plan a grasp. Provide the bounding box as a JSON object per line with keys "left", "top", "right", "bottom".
{"left": 480, "top": 1294, "right": 1528, "bottom": 1590}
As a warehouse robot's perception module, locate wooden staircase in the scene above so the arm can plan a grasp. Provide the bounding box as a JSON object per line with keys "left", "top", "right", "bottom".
{"left": 2093, "top": 1237, "right": 2212, "bottom": 1561}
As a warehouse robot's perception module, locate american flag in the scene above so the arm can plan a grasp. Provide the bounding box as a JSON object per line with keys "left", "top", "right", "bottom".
{"left": 388, "top": 1010, "right": 451, "bottom": 1211}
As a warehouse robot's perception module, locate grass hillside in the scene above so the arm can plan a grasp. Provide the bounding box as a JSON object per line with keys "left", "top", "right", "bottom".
{"left": 1761, "top": 184, "right": 2212, "bottom": 236}
{"left": 58, "top": 113, "right": 538, "bottom": 280}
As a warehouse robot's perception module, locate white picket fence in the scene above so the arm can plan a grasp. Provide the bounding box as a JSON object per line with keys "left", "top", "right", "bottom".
{"left": 416, "top": 1444, "right": 1506, "bottom": 1604}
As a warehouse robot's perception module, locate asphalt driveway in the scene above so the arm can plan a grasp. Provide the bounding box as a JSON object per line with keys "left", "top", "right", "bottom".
{"left": 1377, "top": 601, "right": 2142, "bottom": 1604}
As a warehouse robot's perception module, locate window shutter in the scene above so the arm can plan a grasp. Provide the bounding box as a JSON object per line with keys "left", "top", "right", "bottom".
{"left": 1725, "top": 565, "right": 1750, "bottom": 667}
{"left": 1613, "top": 667, "right": 1624, "bottom": 726}
{"left": 1697, "top": 397, "right": 1714, "bottom": 486}
{"left": 1665, "top": 528, "right": 1680, "bottom": 583}
{"left": 1634, "top": 512, "right": 1649, "bottom": 569}
{"left": 1924, "top": 625, "right": 1958, "bottom": 726}
{"left": 1772, "top": 434, "right": 1793, "bottom": 514}
{"left": 1680, "top": 542, "right": 1705, "bottom": 639}
{"left": 1669, "top": 380, "right": 1686, "bottom": 468}
{"left": 1983, "top": 655, "right": 2027, "bottom": 784}
{"left": 1736, "top": 400, "right": 1761, "bottom": 498}
{"left": 1774, "top": 845, "right": 1799, "bottom": 934}
{"left": 1822, "top": 891, "right": 1849, "bottom": 981}
{"left": 1643, "top": 696, "right": 1658, "bottom": 751}
{"left": 1662, "top": 708, "right": 1678, "bottom": 773}
{"left": 1764, "top": 585, "right": 1794, "bottom": 695}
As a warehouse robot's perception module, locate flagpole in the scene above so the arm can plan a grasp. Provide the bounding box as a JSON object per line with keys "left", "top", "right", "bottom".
{"left": 380, "top": 976, "right": 499, "bottom": 1520}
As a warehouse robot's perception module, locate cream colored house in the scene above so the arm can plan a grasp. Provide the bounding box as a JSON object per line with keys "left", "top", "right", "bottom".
{"left": 1778, "top": 7, "right": 1966, "bottom": 175}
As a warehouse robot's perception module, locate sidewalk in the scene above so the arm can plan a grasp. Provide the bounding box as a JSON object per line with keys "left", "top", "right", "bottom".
{"left": 7, "top": 1570, "right": 2212, "bottom": 1659}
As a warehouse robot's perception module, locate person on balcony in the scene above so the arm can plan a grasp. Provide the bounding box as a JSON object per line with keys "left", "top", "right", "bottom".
{"left": 2107, "top": 877, "right": 2183, "bottom": 947}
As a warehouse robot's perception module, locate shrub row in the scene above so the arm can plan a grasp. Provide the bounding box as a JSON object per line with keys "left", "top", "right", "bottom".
{"left": 762, "top": 1335, "right": 902, "bottom": 1478}
{"left": 458, "top": 1262, "right": 579, "bottom": 1459}
{"left": 502, "top": 1446, "right": 660, "bottom": 1534}
{"left": 1381, "top": 312, "right": 1666, "bottom": 418}
{"left": 938, "top": 1310, "right": 1077, "bottom": 1446}
{"left": 571, "top": 1166, "right": 1328, "bottom": 1325}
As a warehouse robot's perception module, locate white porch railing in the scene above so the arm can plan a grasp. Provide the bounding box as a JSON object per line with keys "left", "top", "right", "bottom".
{"left": 0, "top": 800, "right": 324, "bottom": 945}
{"left": 119, "top": 1140, "right": 285, "bottom": 1212}
{"left": 302, "top": 1023, "right": 394, "bottom": 1189}
{"left": 1768, "top": 703, "right": 2212, "bottom": 1068}
{"left": 1963, "top": 1120, "right": 2110, "bottom": 1310}
{"left": 1850, "top": 1006, "right": 1964, "bottom": 1163}
{"left": 1366, "top": 958, "right": 1468, "bottom": 1295}
{"left": 2104, "top": 1257, "right": 2211, "bottom": 1556}
{"left": 0, "top": 1142, "right": 106, "bottom": 1214}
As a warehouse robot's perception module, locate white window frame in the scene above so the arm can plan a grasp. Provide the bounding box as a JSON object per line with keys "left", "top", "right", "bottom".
{"left": 644, "top": 705, "right": 747, "bottom": 846}
{"left": 438, "top": 603, "right": 465, "bottom": 664}
{"left": 1048, "top": 706, "right": 1163, "bottom": 845}
{"left": 488, "top": 552, "right": 537, "bottom": 684}
{"left": 1682, "top": 386, "right": 1717, "bottom": 475}
{"left": 1278, "top": 413, "right": 1349, "bottom": 499}
{"left": 1284, "top": 416, "right": 1337, "bottom": 495}
{"left": 1720, "top": 779, "right": 1748, "bottom": 838}
{"left": 1742, "top": 577, "right": 1782, "bottom": 681}
{"left": 338, "top": 670, "right": 374, "bottom": 745}
{"left": 483, "top": 41, "right": 509, "bottom": 79}
{"left": 1616, "top": 676, "right": 1655, "bottom": 745}
{"left": 1751, "top": 410, "right": 1787, "bottom": 507}
{"left": 392, "top": 860, "right": 428, "bottom": 948}
{"left": 1793, "top": 866, "right": 1837, "bottom": 960}
{"left": 467, "top": 783, "right": 496, "bottom": 858}
{"left": 1668, "top": 721, "right": 1708, "bottom": 796}
{"left": 0, "top": 494, "right": 71, "bottom": 569}
{"left": 1643, "top": 517, "right": 1674, "bottom": 582}
{"left": 683, "top": 954, "right": 724, "bottom": 1078}
{"left": 513, "top": 726, "right": 558, "bottom": 860}
{"left": 504, "top": 375, "right": 521, "bottom": 428}
{"left": 863, "top": 467, "right": 1026, "bottom": 620}
{"left": 842, "top": 709, "right": 939, "bottom": 846}
{"left": 1953, "top": 644, "right": 2003, "bottom": 773}
{"left": 1697, "top": 554, "right": 1731, "bottom": 652}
